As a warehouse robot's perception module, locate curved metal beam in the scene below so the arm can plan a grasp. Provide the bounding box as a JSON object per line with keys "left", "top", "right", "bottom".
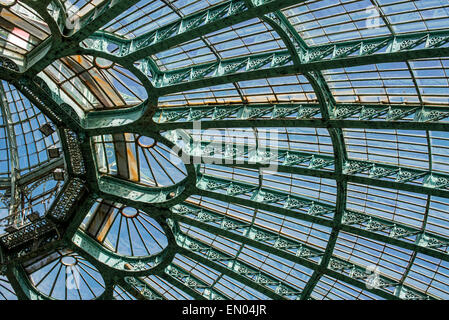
{"left": 194, "top": 174, "right": 449, "bottom": 263}
{"left": 129, "top": 30, "right": 449, "bottom": 95}
{"left": 167, "top": 207, "right": 408, "bottom": 300}
{"left": 85, "top": 0, "right": 309, "bottom": 63}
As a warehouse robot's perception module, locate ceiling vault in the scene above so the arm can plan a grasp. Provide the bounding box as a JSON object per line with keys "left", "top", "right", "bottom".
{"left": 0, "top": 0, "right": 446, "bottom": 300}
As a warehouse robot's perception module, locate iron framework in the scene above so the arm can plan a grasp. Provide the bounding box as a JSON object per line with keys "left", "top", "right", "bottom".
{"left": 0, "top": 0, "right": 447, "bottom": 300}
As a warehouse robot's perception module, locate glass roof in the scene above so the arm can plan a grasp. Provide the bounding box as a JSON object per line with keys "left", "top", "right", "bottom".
{"left": 0, "top": 0, "right": 447, "bottom": 301}
{"left": 0, "top": 1, "right": 49, "bottom": 66}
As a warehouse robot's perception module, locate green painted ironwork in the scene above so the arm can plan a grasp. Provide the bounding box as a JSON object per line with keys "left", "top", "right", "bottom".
{"left": 85, "top": 0, "right": 309, "bottom": 62}
{"left": 120, "top": 277, "right": 164, "bottom": 300}
{"left": 163, "top": 262, "right": 228, "bottom": 300}
{"left": 154, "top": 103, "right": 449, "bottom": 132}
{"left": 167, "top": 136, "right": 449, "bottom": 198}
{"left": 145, "top": 31, "right": 449, "bottom": 95}
{"left": 167, "top": 206, "right": 430, "bottom": 300}
{"left": 0, "top": 0, "right": 446, "bottom": 300}
{"left": 71, "top": 230, "right": 176, "bottom": 277}
{"left": 194, "top": 174, "right": 449, "bottom": 262}
{"left": 171, "top": 220, "right": 299, "bottom": 300}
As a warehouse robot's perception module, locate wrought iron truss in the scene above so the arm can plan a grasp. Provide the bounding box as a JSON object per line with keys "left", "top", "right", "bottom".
{"left": 0, "top": 0, "right": 447, "bottom": 300}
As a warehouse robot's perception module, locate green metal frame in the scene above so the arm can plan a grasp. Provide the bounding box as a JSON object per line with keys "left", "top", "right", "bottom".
{"left": 0, "top": 0, "right": 446, "bottom": 300}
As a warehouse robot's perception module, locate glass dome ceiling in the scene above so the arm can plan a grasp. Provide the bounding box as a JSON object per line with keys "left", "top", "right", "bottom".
{"left": 0, "top": 0, "right": 447, "bottom": 301}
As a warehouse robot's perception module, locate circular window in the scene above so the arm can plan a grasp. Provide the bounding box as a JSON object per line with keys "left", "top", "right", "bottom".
{"left": 0, "top": 0, "right": 16, "bottom": 7}
{"left": 120, "top": 206, "right": 139, "bottom": 218}
{"left": 137, "top": 135, "right": 156, "bottom": 148}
